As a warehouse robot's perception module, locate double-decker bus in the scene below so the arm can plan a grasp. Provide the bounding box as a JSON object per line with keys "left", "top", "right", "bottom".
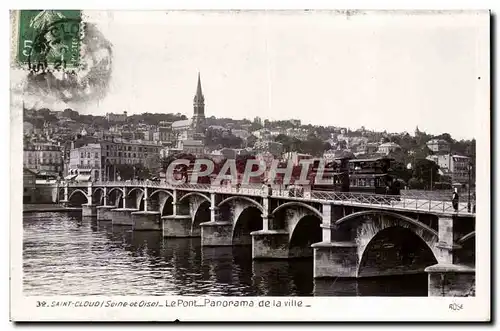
{"left": 310, "top": 157, "right": 350, "bottom": 192}
{"left": 348, "top": 157, "right": 400, "bottom": 195}
{"left": 310, "top": 156, "right": 401, "bottom": 196}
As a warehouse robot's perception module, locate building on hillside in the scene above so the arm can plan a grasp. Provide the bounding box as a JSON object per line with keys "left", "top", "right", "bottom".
{"left": 426, "top": 139, "right": 451, "bottom": 154}
{"left": 176, "top": 139, "right": 205, "bottom": 156}
{"left": 106, "top": 111, "right": 128, "bottom": 122}
{"left": 153, "top": 122, "right": 174, "bottom": 142}
{"left": 231, "top": 129, "right": 250, "bottom": 140}
{"left": 356, "top": 142, "right": 380, "bottom": 155}
{"left": 377, "top": 142, "right": 401, "bottom": 155}
{"left": 426, "top": 154, "right": 471, "bottom": 185}
{"left": 68, "top": 139, "right": 163, "bottom": 181}
{"left": 23, "top": 142, "right": 63, "bottom": 177}
{"left": 254, "top": 140, "right": 283, "bottom": 158}
{"left": 159, "top": 146, "right": 182, "bottom": 159}
{"left": 283, "top": 151, "right": 312, "bottom": 166}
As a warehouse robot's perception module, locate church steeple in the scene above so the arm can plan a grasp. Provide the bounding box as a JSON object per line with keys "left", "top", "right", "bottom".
{"left": 192, "top": 72, "right": 206, "bottom": 135}
{"left": 193, "top": 72, "right": 204, "bottom": 105}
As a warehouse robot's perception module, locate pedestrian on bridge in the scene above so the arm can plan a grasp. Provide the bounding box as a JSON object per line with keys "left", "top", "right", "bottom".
{"left": 452, "top": 188, "right": 459, "bottom": 212}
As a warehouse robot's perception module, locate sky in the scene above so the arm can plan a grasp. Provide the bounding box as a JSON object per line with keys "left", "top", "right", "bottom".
{"left": 16, "top": 10, "right": 490, "bottom": 140}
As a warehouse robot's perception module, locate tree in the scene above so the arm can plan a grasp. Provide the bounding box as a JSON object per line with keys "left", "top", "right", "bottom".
{"left": 389, "top": 161, "right": 412, "bottom": 184}
{"left": 408, "top": 177, "right": 425, "bottom": 189}
{"left": 115, "top": 164, "right": 134, "bottom": 180}
{"left": 144, "top": 154, "right": 161, "bottom": 172}
{"left": 412, "top": 158, "right": 441, "bottom": 190}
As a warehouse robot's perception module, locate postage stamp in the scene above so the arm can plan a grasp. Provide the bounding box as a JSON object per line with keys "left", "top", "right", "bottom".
{"left": 14, "top": 10, "right": 82, "bottom": 72}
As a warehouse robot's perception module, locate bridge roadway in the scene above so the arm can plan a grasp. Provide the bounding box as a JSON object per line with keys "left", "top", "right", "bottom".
{"left": 56, "top": 180, "right": 476, "bottom": 297}
{"left": 65, "top": 180, "right": 475, "bottom": 217}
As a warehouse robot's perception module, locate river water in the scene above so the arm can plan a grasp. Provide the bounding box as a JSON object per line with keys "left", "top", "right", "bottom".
{"left": 23, "top": 212, "right": 429, "bottom": 297}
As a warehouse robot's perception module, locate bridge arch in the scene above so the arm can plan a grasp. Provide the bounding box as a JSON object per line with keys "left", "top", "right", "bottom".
{"left": 127, "top": 187, "right": 144, "bottom": 197}
{"left": 271, "top": 202, "right": 322, "bottom": 220}
{"left": 178, "top": 192, "right": 211, "bottom": 204}
{"left": 68, "top": 189, "right": 88, "bottom": 205}
{"left": 288, "top": 214, "right": 322, "bottom": 258}
{"left": 149, "top": 189, "right": 174, "bottom": 200}
{"left": 92, "top": 187, "right": 105, "bottom": 195}
{"left": 191, "top": 200, "right": 211, "bottom": 236}
{"left": 68, "top": 189, "right": 87, "bottom": 201}
{"left": 136, "top": 191, "right": 145, "bottom": 211}
{"left": 107, "top": 187, "right": 125, "bottom": 197}
{"left": 92, "top": 188, "right": 105, "bottom": 205}
{"left": 456, "top": 231, "right": 475, "bottom": 267}
{"left": 336, "top": 210, "right": 438, "bottom": 243}
{"left": 218, "top": 196, "right": 264, "bottom": 213}
{"left": 232, "top": 205, "right": 263, "bottom": 245}
{"left": 358, "top": 226, "right": 438, "bottom": 277}
{"left": 457, "top": 231, "right": 475, "bottom": 245}
{"left": 334, "top": 210, "right": 440, "bottom": 277}
{"left": 58, "top": 187, "right": 65, "bottom": 201}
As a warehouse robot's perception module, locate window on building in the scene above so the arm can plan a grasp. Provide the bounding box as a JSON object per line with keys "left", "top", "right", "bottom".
{"left": 87, "top": 152, "right": 90, "bottom": 158}
{"left": 95, "top": 152, "right": 98, "bottom": 158}
{"left": 81, "top": 152, "right": 84, "bottom": 158}
{"left": 80, "top": 160, "right": 83, "bottom": 165}
{"left": 133, "top": 153, "right": 136, "bottom": 158}
{"left": 106, "top": 152, "right": 109, "bottom": 156}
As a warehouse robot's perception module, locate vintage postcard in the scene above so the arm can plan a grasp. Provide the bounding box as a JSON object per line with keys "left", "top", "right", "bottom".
{"left": 9, "top": 9, "right": 491, "bottom": 322}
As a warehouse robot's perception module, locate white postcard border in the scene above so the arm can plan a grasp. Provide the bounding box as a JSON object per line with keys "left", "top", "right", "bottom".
{"left": 8, "top": 7, "right": 491, "bottom": 322}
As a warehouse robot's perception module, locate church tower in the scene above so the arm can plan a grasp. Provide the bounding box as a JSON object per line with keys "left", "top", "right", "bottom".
{"left": 192, "top": 72, "right": 206, "bottom": 135}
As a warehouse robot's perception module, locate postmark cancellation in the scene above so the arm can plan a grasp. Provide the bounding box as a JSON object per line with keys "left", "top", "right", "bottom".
{"left": 11, "top": 10, "right": 84, "bottom": 73}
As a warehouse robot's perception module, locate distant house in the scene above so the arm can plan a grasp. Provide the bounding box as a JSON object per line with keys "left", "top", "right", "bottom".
{"left": 283, "top": 152, "right": 312, "bottom": 166}
{"left": 377, "top": 142, "right": 401, "bottom": 155}
{"left": 426, "top": 139, "right": 451, "bottom": 154}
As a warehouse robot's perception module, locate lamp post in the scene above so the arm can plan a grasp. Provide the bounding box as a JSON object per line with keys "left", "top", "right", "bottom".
{"left": 467, "top": 162, "right": 472, "bottom": 212}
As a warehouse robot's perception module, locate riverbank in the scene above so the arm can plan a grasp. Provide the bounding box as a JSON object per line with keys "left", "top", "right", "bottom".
{"left": 23, "top": 204, "right": 81, "bottom": 213}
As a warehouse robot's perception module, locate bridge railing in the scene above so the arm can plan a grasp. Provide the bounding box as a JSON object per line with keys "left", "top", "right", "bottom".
{"left": 85, "top": 181, "right": 476, "bottom": 215}
{"left": 308, "top": 190, "right": 475, "bottom": 215}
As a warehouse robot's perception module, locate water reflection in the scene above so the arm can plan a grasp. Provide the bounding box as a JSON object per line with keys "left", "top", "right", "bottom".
{"left": 23, "top": 212, "right": 429, "bottom": 296}
{"left": 314, "top": 274, "right": 429, "bottom": 297}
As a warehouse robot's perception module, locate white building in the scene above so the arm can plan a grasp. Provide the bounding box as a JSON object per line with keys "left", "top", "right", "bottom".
{"left": 426, "top": 154, "right": 471, "bottom": 184}
{"left": 426, "top": 139, "right": 451, "bottom": 154}
{"left": 377, "top": 142, "right": 401, "bottom": 155}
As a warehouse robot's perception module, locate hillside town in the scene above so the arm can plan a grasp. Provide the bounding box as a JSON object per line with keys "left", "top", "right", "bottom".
{"left": 23, "top": 74, "right": 476, "bottom": 203}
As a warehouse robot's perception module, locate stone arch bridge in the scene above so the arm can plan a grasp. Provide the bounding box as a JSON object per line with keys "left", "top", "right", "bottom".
{"left": 54, "top": 180, "right": 476, "bottom": 296}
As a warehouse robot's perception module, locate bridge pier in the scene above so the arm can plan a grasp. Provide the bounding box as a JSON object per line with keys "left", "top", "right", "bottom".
{"left": 132, "top": 211, "right": 161, "bottom": 231}
{"left": 251, "top": 208, "right": 291, "bottom": 258}
{"left": 200, "top": 220, "right": 233, "bottom": 246}
{"left": 251, "top": 229, "right": 290, "bottom": 258}
{"left": 162, "top": 215, "right": 193, "bottom": 237}
{"left": 311, "top": 241, "right": 359, "bottom": 278}
{"left": 310, "top": 204, "right": 360, "bottom": 278}
{"left": 162, "top": 191, "right": 197, "bottom": 237}
{"left": 425, "top": 216, "right": 476, "bottom": 296}
{"left": 425, "top": 264, "right": 475, "bottom": 297}
{"left": 198, "top": 203, "right": 232, "bottom": 246}
{"left": 97, "top": 205, "right": 115, "bottom": 221}
{"left": 82, "top": 204, "right": 97, "bottom": 217}
{"left": 111, "top": 208, "right": 139, "bottom": 226}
